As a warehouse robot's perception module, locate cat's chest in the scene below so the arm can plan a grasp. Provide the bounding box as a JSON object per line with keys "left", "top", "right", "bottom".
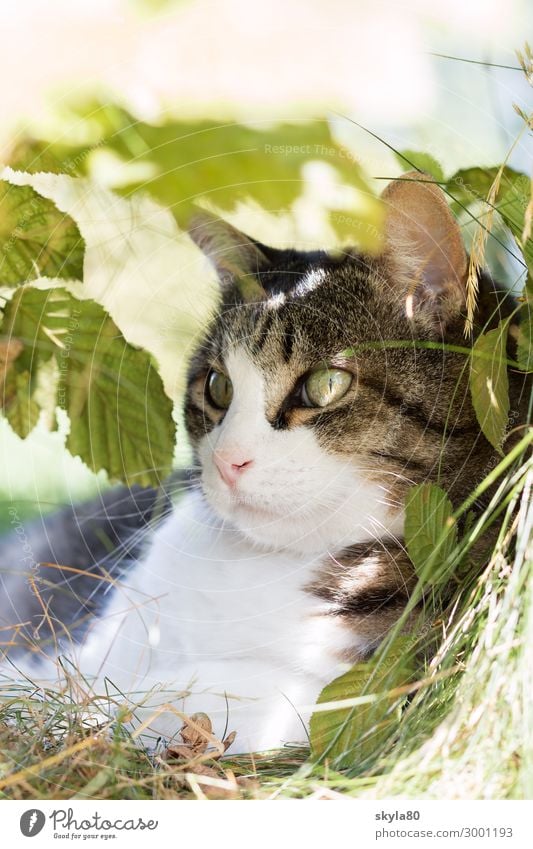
{"left": 126, "top": 495, "right": 332, "bottom": 653}
{"left": 80, "top": 492, "right": 356, "bottom": 681}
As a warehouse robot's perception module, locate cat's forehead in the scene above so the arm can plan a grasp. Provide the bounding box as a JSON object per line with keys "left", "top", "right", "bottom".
{"left": 263, "top": 267, "right": 328, "bottom": 305}
{"left": 212, "top": 258, "right": 381, "bottom": 370}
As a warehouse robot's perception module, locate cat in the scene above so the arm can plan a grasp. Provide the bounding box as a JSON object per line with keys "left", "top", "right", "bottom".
{"left": 0, "top": 172, "right": 528, "bottom": 753}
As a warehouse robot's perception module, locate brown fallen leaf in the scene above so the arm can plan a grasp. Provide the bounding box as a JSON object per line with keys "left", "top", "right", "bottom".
{"left": 179, "top": 712, "right": 212, "bottom": 753}
{"left": 163, "top": 711, "right": 237, "bottom": 765}
{"left": 216, "top": 730, "right": 237, "bottom": 757}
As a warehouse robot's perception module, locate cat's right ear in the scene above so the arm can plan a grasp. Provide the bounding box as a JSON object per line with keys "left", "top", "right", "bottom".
{"left": 188, "top": 210, "right": 268, "bottom": 302}
{"left": 381, "top": 171, "right": 468, "bottom": 330}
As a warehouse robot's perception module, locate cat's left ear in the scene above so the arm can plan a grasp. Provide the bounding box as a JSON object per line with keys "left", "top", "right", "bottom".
{"left": 382, "top": 171, "right": 468, "bottom": 328}
{"left": 188, "top": 210, "right": 268, "bottom": 302}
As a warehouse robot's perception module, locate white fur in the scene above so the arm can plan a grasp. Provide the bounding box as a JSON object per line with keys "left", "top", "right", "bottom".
{"left": 12, "top": 348, "right": 404, "bottom": 753}
{"left": 292, "top": 268, "right": 326, "bottom": 298}
{"left": 69, "top": 493, "right": 357, "bottom": 752}
{"left": 265, "top": 270, "right": 325, "bottom": 311}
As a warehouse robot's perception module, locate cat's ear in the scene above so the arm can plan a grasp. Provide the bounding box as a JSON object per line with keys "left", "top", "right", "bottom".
{"left": 188, "top": 210, "right": 268, "bottom": 302}
{"left": 382, "top": 171, "right": 468, "bottom": 328}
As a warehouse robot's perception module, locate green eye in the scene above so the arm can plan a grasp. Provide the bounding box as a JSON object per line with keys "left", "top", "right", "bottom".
{"left": 207, "top": 370, "right": 233, "bottom": 409}
{"left": 302, "top": 368, "right": 352, "bottom": 408}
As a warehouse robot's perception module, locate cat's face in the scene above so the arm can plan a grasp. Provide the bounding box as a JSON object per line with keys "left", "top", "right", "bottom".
{"left": 187, "top": 262, "right": 408, "bottom": 554}
{"left": 185, "top": 173, "right": 478, "bottom": 555}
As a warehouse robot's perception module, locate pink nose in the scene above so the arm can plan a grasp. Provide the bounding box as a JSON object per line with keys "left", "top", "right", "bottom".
{"left": 214, "top": 451, "right": 254, "bottom": 487}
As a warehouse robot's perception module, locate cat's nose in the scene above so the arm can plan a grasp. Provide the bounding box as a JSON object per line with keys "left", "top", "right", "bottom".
{"left": 214, "top": 451, "right": 254, "bottom": 487}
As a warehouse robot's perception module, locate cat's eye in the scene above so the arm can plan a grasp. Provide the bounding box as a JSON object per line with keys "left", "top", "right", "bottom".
{"left": 302, "top": 368, "right": 352, "bottom": 408}
{"left": 207, "top": 370, "right": 233, "bottom": 409}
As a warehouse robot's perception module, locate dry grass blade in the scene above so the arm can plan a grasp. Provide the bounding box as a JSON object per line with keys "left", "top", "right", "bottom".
{"left": 516, "top": 42, "right": 533, "bottom": 86}
{"left": 465, "top": 167, "right": 505, "bottom": 336}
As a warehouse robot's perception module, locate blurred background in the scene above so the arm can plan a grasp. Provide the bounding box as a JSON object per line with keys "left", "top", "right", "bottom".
{"left": 0, "top": 0, "right": 531, "bottom": 526}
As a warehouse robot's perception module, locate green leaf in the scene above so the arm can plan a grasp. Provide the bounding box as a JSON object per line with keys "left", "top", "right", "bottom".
{"left": 395, "top": 150, "right": 445, "bottom": 183}
{"left": 0, "top": 181, "right": 84, "bottom": 286}
{"left": 309, "top": 637, "right": 415, "bottom": 768}
{"left": 404, "top": 483, "right": 458, "bottom": 588}
{"left": 7, "top": 104, "right": 384, "bottom": 253}
{"left": 1, "top": 287, "right": 176, "bottom": 485}
{"left": 63, "top": 306, "right": 176, "bottom": 485}
{"left": 1, "top": 286, "right": 70, "bottom": 373}
{"left": 0, "top": 335, "right": 23, "bottom": 380}
{"left": 447, "top": 166, "right": 533, "bottom": 270}
{"left": 0, "top": 335, "right": 39, "bottom": 437}
{"left": 470, "top": 320, "right": 510, "bottom": 452}
{"left": 3, "top": 369, "right": 40, "bottom": 438}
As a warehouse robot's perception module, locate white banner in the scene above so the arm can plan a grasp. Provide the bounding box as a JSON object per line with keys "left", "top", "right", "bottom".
{"left": 1, "top": 799, "right": 531, "bottom": 849}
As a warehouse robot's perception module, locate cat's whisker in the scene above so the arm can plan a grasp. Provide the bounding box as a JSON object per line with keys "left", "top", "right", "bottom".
{"left": 362, "top": 518, "right": 409, "bottom": 563}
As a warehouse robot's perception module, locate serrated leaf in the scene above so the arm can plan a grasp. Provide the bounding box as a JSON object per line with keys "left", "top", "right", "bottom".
{"left": 0, "top": 181, "right": 84, "bottom": 285}
{"left": 1, "top": 287, "right": 73, "bottom": 373}
{"left": 1, "top": 287, "right": 176, "bottom": 484}
{"left": 395, "top": 150, "right": 445, "bottom": 183}
{"left": 4, "top": 138, "right": 77, "bottom": 176}
{"left": 0, "top": 336, "right": 40, "bottom": 437}
{"left": 470, "top": 320, "right": 510, "bottom": 452}
{"left": 404, "top": 483, "right": 458, "bottom": 587}
{"left": 0, "top": 336, "right": 23, "bottom": 381}
{"left": 7, "top": 104, "right": 384, "bottom": 253}
{"left": 310, "top": 637, "right": 415, "bottom": 768}
{"left": 3, "top": 369, "right": 40, "bottom": 438}
{"left": 63, "top": 307, "right": 176, "bottom": 485}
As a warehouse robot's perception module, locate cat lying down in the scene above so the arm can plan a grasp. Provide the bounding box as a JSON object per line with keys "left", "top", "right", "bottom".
{"left": 0, "top": 173, "right": 527, "bottom": 753}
